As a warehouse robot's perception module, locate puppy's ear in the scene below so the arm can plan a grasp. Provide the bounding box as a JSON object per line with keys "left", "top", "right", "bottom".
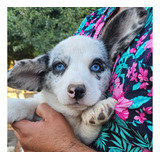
{"left": 101, "top": 7, "right": 147, "bottom": 62}
{"left": 8, "top": 54, "right": 49, "bottom": 92}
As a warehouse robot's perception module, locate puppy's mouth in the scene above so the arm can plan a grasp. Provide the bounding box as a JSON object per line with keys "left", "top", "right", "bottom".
{"left": 74, "top": 101, "right": 80, "bottom": 105}
{"left": 67, "top": 101, "right": 88, "bottom": 109}
{"left": 69, "top": 101, "right": 82, "bottom": 107}
{"left": 63, "top": 96, "right": 101, "bottom": 109}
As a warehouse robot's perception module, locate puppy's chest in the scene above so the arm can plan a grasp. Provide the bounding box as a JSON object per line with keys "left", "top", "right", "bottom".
{"left": 65, "top": 115, "right": 82, "bottom": 135}
{"left": 65, "top": 115, "right": 81, "bottom": 128}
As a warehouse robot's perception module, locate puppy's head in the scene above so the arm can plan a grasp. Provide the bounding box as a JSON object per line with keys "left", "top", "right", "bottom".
{"left": 46, "top": 36, "right": 111, "bottom": 107}
{"left": 8, "top": 7, "right": 147, "bottom": 108}
{"left": 8, "top": 36, "right": 111, "bottom": 108}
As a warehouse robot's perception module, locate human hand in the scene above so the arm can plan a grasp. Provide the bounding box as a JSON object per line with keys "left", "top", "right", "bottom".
{"left": 12, "top": 103, "right": 75, "bottom": 152}
{"left": 12, "top": 103, "right": 94, "bottom": 152}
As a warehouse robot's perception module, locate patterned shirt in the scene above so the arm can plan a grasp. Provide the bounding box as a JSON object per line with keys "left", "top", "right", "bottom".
{"left": 74, "top": 7, "right": 153, "bottom": 152}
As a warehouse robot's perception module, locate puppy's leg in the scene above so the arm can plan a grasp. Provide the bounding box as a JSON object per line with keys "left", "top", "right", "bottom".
{"left": 8, "top": 98, "right": 39, "bottom": 124}
{"left": 82, "top": 97, "right": 117, "bottom": 125}
{"left": 79, "top": 98, "right": 117, "bottom": 144}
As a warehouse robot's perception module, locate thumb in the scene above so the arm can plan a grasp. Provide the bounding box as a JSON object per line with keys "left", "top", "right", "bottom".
{"left": 36, "top": 103, "right": 58, "bottom": 121}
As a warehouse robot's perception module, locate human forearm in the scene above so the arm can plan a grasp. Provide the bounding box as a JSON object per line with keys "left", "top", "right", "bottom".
{"left": 61, "top": 139, "right": 95, "bottom": 152}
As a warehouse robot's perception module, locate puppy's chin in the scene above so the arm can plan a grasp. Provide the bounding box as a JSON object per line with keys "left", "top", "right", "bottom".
{"left": 64, "top": 98, "right": 99, "bottom": 110}
{"left": 67, "top": 103, "right": 88, "bottom": 110}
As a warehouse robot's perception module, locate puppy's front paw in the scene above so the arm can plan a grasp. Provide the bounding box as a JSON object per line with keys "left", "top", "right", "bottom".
{"left": 82, "top": 97, "right": 117, "bottom": 126}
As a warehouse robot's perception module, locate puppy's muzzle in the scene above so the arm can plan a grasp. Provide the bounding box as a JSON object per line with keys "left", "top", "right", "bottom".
{"left": 68, "top": 84, "right": 86, "bottom": 100}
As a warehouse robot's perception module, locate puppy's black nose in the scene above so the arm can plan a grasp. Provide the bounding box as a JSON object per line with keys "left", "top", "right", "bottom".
{"left": 68, "top": 84, "right": 86, "bottom": 100}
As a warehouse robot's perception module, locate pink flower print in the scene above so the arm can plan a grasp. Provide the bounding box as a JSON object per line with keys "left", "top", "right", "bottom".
{"left": 90, "top": 12, "right": 94, "bottom": 16}
{"left": 126, "top": 68, "right": 132, "bottom": 78}
{"left": 136, "top": 34, "right": 147, "bottom": 47}
{"left": 79, "top": 30, "right": 85, "bottom": 35}
{"left": 147, "top": 87, "right": 153, "bottom": 97}
{"left": 144, "top": 39, "right": 153, "bottom": 51}
{"left": 150, "top": 32, "right": 153, "bottom": 39}
{"left": 139, "top": 82, "right": 149, "bottom": 90}
{"left": 143, "top": 106, "right": 152, "bottom": 114}
{"left": 112, "top": 73, "right": 118, "bottom": 82}
{"left": 147, "top": 76, "right": 153, "bottom": 96}
{"left": 130, "top": 48, "right": 137, "bottom": 53}
{"left": 93, "top": 23, "right": 104, "bottom": 39}
{"left": 114, "top": 77, "right": 121, "bottom": 86}
{"left": 116, "top": 107, "right": 129, "bottom": 120}
{"left": 112, "top": 78, "right": 133, "bottom": 120}
{"left": 144, "top": 32, "right": 153, "bottom": 61}
{"left": 138, "top": 67, "right": 149, "bottom": 82}
{"left": 127, "top": 63, "right": 137, "bottom": 80}
{"left": 115, "top": 96, "right": 132, "bottom": 120}
{"left": 85, "top": 22, "right": 90, "bottom": 26}
{"left": 130, "top": 72, "right": 138, "bottom": 82}
{"left": 144, "top": 32, "right": 153, "bottom": 52}
{"left": 90, "top": 19, "right": 95, "bottom": 24}
{"left": 150, "top": 76, "right": 153, "bottom": 82}
{"left": 142, "top": 149, "right": 151, "bottom": 152}
{"left": 131, "top": 62, "right": 137, "bottom": 73}
{"left": 134, "top": 111, "right": 147, "bottom": 124}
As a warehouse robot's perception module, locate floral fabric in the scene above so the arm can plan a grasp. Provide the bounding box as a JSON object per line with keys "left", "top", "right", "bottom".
{"left": 74, "top": 7, "right": 153, "bottom": 152}
{"left": 74, "top": 7, "right": 119, "bottom": 39}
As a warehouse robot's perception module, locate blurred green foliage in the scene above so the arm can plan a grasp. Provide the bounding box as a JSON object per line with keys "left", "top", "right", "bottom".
{"left": 8, "top": 7, "right": 100, "bottom": 68}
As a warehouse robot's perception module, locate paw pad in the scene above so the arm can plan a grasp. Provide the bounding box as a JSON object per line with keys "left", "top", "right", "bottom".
{"left": 98, "top": 109, "right": 105, "bottom": 120}
{"left": 89, "top": 116, "right": 95, "bottom": 124}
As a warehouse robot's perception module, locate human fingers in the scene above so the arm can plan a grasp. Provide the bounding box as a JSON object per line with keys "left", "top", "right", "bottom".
{"left": 36, "top": 103, "right": 62, "bottom": 121}
{"left": 12, "top": 120, "right": 35, "bottom": 138}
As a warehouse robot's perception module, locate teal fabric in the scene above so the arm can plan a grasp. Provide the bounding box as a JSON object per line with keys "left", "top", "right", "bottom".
{"left": 74, "top": 7, "right": 153, "bottom": 152}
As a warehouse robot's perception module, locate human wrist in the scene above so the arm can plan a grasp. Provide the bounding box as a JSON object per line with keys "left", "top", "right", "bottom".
{"left": 62, "top": 138, "right": 95, "bottom": 152}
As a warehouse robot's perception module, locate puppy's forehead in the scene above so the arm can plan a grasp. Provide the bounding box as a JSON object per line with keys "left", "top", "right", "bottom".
{"left": 49, "top": 36, "right": 107, "bottom": 63}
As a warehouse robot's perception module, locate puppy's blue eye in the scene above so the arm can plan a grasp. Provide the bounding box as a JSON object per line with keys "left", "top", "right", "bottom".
{"left": 91, "top": 64, "right": 101, "bottom": 72}
{"left": 55, "top": 63, "right": 65, "bottom": 71}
